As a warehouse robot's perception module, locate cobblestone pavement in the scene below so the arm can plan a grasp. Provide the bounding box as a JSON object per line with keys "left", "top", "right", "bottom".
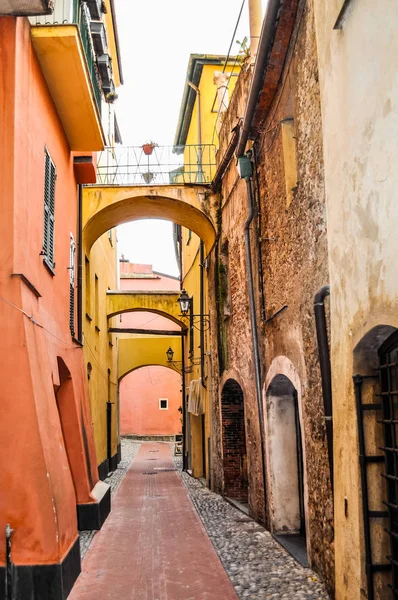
{"left": 79, "top": 439, "right": 141, "bottom": 557}
{"left": 179, "top": 471, "right": 329, "bottom": 600}
{"left": 80, "top": 439, "right": 329, "bottom": 599}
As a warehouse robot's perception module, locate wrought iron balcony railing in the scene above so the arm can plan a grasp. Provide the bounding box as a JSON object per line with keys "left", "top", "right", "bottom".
{"left": 96, "top": 145, "right": 217, "bottom": 186}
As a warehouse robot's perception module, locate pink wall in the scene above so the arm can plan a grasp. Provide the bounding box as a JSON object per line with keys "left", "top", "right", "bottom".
{"left": 119, "top": 262, "right": 180, "bottom": 331}
{"left": 0, "top": 18, "right": 98, "bottom": 567}
{"left": 119, "top": 262, "right": 182, "bottom": 435}
{"left": 120, "top": 366, "right": 182, "bottom": 435}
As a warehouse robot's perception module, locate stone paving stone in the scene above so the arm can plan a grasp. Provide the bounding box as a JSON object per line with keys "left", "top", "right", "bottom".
{"left": 79, "top": 438, "right": 142, "bottom": 558}
{"left": 79, "top": 439, "right": 330, "bottom": 599}
{"left": 179, "top": 471, "right": 330, "bottom": 600}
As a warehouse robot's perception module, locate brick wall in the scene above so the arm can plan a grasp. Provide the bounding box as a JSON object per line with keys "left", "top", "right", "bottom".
{"left": 221, "top": 379, "right": 248, "bottom": 502}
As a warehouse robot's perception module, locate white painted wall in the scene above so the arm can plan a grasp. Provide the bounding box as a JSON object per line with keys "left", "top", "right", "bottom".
{"left": 312, "top": 0, "right": 398, "bottom": 597}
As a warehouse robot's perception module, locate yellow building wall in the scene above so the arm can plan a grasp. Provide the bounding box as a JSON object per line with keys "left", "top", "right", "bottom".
{"left": 178, "top": 60, "right": 235, "bottom": 479}
{"left": 186, "top": 62, "right": 240, "bottom": 149}
{"left": 181, "top": 227, "right": 211, "bottom": 480}
{"left": 83, "top": 228, "right": 119, "bottom": 470}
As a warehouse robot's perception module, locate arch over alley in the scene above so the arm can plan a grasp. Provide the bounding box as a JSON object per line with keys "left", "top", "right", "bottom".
{"left": 107, "top": 290, "right": 185, "bottom": 328}
{"left": 83, "top": 184, "right": 217, "bottom": 252}
{"left": 118, "top": 336, "right": 182, "bottom": 381}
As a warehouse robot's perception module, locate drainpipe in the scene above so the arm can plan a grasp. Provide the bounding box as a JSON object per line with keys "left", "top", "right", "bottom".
{"left": 211, "top": 0, "right": 281, "bottom": 192}
{"left": 314, "top": 285, "right": 333, "bottom": 488}
{"left": 236, "top": 0, "right": 282, "bottom": 158}
{"left": 77, "top": 184, "right": 83, "bottom": 343}
{"left": 181, "top": 334, "right": 187, "bottom": 471}
{"left": 211, "top": 123, "right": 240, "bottom": 192}
{"left": 239, "top": 153, "right": 268, "bottom": 512}
{"left": 200, "top": 242, "right": 206, "bottom": 388}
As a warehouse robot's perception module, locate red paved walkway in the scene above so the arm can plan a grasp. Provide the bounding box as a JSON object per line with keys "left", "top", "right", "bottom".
{"left": 70, "top": 443, "right": 238, "bottom": 600}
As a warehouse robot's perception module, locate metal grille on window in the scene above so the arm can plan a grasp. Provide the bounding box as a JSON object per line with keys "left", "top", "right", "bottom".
{"left": 69, "top": 234, "right": 76, "bottom": 336}
{"left": 43, "top": 149, "right": 56, "bottom": 270}
{"left": 379, "top": 331, "right": 398, "bottom": 596}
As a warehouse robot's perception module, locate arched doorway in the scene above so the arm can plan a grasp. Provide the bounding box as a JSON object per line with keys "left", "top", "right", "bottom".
{"left": 221, "top": 379, "right": 248, "bottom": 503}
{"left": 266, "top": 374, "right": 306, "bottom": 537}
{"left": 353, "top": 325, "right": 398, "bottom": 598}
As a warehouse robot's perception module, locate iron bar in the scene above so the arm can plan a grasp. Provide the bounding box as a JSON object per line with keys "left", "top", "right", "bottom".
{"left": 108, "top": 328, "right": 186, "bottom": 336}
{"left": 96, "top": 144, "right": 216, "bottom": 186}
{"left": 354, "top": 374, "right": 376, "bottom": 600}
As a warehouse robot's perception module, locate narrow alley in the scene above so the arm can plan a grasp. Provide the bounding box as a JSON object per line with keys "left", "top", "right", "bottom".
{"left": 2, "top": 0, "right": 398, "bottom": 598}
{"left": 72, "top": 439, "right": 328, "bottom": 600}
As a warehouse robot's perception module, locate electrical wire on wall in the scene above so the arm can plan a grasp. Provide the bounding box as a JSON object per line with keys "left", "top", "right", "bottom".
{"left": 211, "top": 0, "right": 247, "bottom": 146}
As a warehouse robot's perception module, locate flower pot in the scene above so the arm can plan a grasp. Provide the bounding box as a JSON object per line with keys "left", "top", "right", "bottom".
{"left": 142, "top": 143, "right": 155, "bottom": 156}
{"left": 142, "top": 171, "right": 155, "bottom": 184}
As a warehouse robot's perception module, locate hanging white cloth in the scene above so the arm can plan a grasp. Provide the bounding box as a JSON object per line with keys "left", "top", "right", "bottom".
{"left": 187, "top": 379, "right": 203, "bottom": 415}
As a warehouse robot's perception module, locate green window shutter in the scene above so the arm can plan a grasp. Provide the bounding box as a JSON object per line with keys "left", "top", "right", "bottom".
{"left": 43, "top": 150, "right": 56, "bottom": 271}
{"left": 69, "top": 234, "right": 76, "bottom": 336}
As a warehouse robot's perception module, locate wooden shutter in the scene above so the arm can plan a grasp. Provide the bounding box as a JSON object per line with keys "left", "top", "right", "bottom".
{"left": 43, "top": 150, "right": 56, "bottom": 270}
{"left": 69, "top": 234, "right": 76, "bottom": 336}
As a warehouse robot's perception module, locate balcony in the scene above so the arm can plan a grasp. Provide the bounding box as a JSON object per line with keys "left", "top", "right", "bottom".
{"left": 30, "top": 1, "right": 105, "bottom": 151}
{"left": 96, "top": 145, "right": 217, "bottom": 186}
{"left": 90, "top": 20, "right": 107, "bottom": 56}
{"left": 0, "top": 0, "right": 53, "bottom": 15}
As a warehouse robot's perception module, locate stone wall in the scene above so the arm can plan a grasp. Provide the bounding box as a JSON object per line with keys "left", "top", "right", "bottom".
{"left": 208, "top": 0, "right": 334, "bottom": 594}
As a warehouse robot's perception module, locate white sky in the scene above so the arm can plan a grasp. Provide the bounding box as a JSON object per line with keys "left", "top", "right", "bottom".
{"left": 114, "top": 0, "right": 264, "bottom": 275}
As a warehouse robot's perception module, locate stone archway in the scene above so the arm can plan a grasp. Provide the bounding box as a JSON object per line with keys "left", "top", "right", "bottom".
{"left": 221, "top": 379, "right": 248, "bottom": 502}
{"left": 82, "top": 185, "right": 217, "bottom": 253}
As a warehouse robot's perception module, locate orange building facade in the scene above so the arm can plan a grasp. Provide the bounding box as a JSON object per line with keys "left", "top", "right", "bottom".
{"left": 118, "top": 261, "right": 182, "bottom": 438}
{"left": 0, "top": 14, "right": 118, "bottom": 598}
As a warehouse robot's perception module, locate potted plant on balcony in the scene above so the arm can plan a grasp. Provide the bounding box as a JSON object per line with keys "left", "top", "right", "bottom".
{"left": 142, "top": 141, "right": 157, "bottom": 156}
{"left": 105, "top": 91, "right": 118, "bottom": 104}
{"left": 142, "top": 171, "right": 155, "bottom": 184}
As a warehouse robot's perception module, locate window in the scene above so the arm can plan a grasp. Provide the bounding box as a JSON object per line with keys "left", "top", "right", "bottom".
{"left": 159, "top": 398, "right": 168, "bottom": 410}
{"left": 94, "top": 274, "right": 99, "bottom": 331}
{"left": 85, "top": 256, "right": 91, "bottom": 319}
{"left": 108, "top": 229, "right": 113, "bottom": 246}
{"left": 281, "top": 119, "right": 297, "bottom": 209}
{"left": 42, "top": 149, "right": 56, "bottom": 272}
{"left": 69, "top": 234, "right": 76, "bottom": 336}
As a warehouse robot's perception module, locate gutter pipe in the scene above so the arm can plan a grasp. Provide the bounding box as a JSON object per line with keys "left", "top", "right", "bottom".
{"left": 244, "top": 174, "right": 268, "bottom": 512}
{"left": 181, "top": 333, "right": 187, "bottom": 471}
{"left": 314, "top": 285, "right": 333, "bottom": 488}
{"left": 236, "top": 0, "right": 282, "bottom": 158}
{"left": 211, "top": 123, "right": 240, "bottom": 192}
{"left": 200, "top": 242, "right": 206, "bottom": 388}
{"left": 211, "top": 0, "right": 281, "bottom": 191}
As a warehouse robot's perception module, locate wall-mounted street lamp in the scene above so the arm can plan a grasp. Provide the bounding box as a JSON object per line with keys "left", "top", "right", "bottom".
{"left": 177, "top": 289, "right": 191, "bottom": 316}
{"left": 177, "top": 289, "right": 209, "bottom": 326}
{"left": 166, "top": 346, "right": 175, "bottom": 363}
{"left": 165, "top": 346, "right": 194, "bottom": 374}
